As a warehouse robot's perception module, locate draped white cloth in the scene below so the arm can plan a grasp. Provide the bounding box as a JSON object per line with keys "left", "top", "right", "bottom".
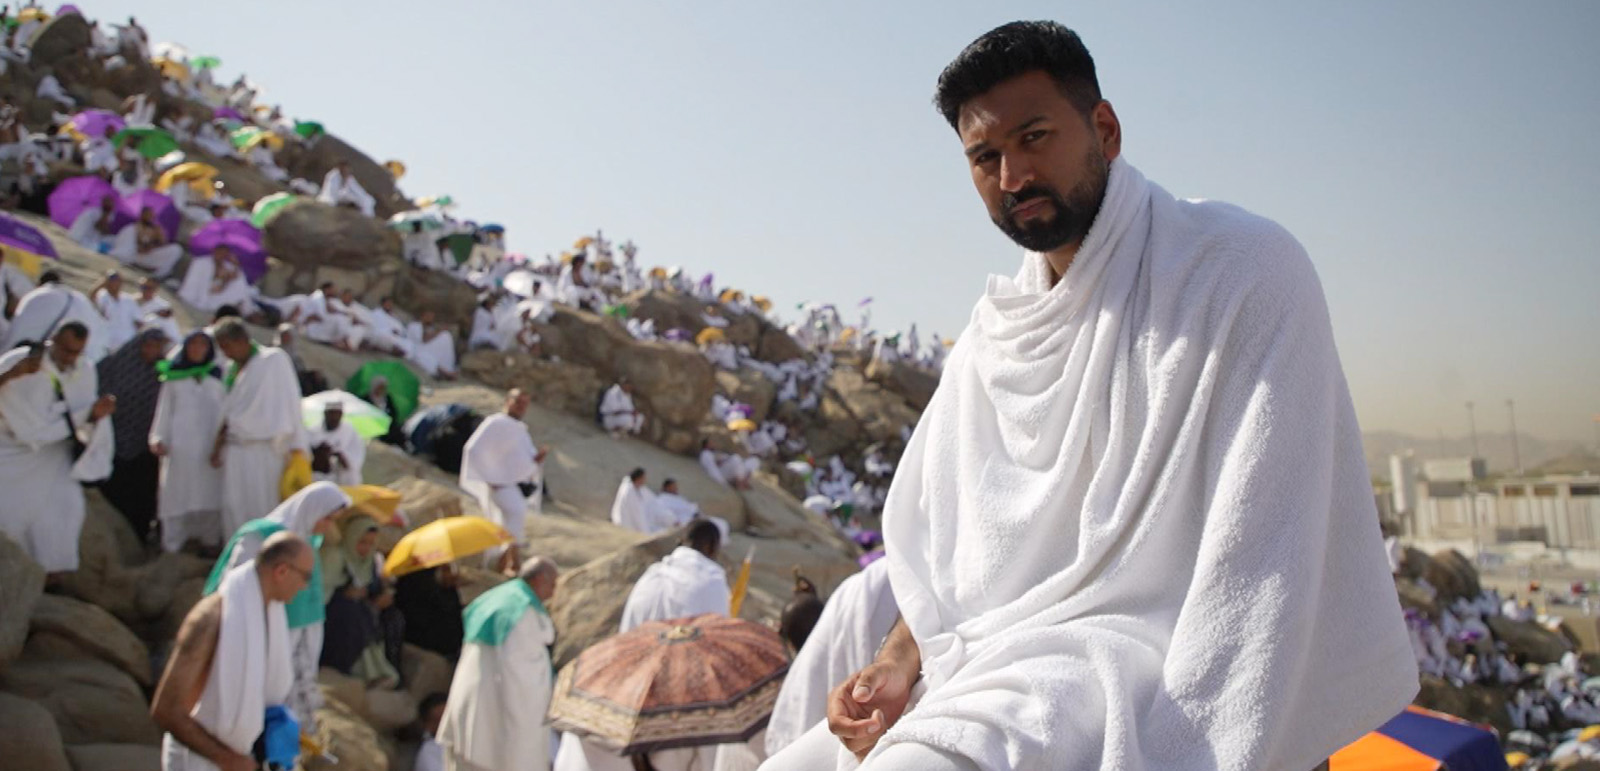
{"left": 405, "top": 321, "right": 456, "bottom": 376}
{"left": 68, "top": 207, "right": 116, "bottom": 251}
{"left": 0, "top": 347, "right": 101, "bottom": 571}
{"left": 171, "top": 560, "right": 293, "bottom": 762}
{"left": 439, "top": 605, "right": 555, "bottom": 771}
{"left": 94, "top": 288, "right": 143, "bottom": 351}
{"left": 0, "top": 284, "right": 111, "bottom": 362}
{"left": 306, "top": 420, "right": 366, "bottom": 486}
{"left": 219, "top": 347, "right": 301, "bottom": 535}
{"left": 599, "top": 384, "right": 643, "bottom": 433}
{"left": 609, "top": 478, "right": 674, "bottom": 535}
{"left": 777, "top": 159, "right": 1416, "bottom": 771}
{"left": 619, "top": 546, "right": 730, "bottom": 632}
{"left": 151, "top": 375, "right": 226, "bottom": 551}
{"left": 765, "top": 560, "right": 899, "bottom": 756}
{"left": 109, "top": 224, "right": 184, "bottom": 277}
{"left": 655, "top": 491, "right": 700, "bottom": 528}
{"left": 317, "top": 169, "right": 375, "bottom": 216}
{"left": 178, "top": 256, "right": 255, "bottom": 316}
{"left": 365, "top": 307, "right": 411, "bottom": 354}
{"left": 459, "top": 414, "right": 540, "bottom": 545}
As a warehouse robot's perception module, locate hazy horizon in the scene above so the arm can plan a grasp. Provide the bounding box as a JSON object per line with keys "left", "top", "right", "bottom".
{"left": 89, "top": 0, "right": 1600, "bottom": 443}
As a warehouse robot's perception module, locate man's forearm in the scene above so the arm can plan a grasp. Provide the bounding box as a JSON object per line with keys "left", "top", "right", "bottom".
{"left": 158, "top": 713, "right": 242, "bottom": 768}
{"left": 877, "top": 617, "right": 922, "bottom": 682}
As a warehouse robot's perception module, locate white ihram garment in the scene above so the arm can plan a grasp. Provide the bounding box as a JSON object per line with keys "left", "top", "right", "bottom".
{"left": 459, "top": 413, "right": 541, "bottom": 547}
{"left": 619, "top": 546, "right": 730, "bottom": 632}
{"left": 150, "top": 375, "right": 226, "bottom": 551}
{"left": 219, "top": 347, "right": 301, "bottom": 535}
{"left": 438, "top": 606, "right": 555, "bottom": 771}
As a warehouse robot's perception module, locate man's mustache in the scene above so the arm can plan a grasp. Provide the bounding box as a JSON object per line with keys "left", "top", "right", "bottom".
{"left": 1002, "top": 186, "right": 1061, "bottom": 215}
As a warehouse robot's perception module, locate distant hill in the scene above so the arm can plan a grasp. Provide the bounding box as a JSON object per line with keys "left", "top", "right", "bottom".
{"left": 1364, "top": 430, "right": 1590, "bottom": 481}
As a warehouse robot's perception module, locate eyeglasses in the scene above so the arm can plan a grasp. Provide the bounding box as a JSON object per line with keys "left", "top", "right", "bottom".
{"left": 285, "top": 563, "right": 314, "bottom": 584}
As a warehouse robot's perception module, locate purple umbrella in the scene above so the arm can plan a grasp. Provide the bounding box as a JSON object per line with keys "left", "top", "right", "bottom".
{"left": 0, "top": 214, "right": 58, "bottom": 259}
{"left": 69, "top": 109, "right": 125, "bottom": 139}
{"left": 46, "top": 175, "right": 117, "bottom": 229}
{"left": 663, "top": 328, "right": 692, "bottom": 342}
{"left": 858, "top": 549, "right": 885, "bottom": 568}
{"left": 189, "top": 219, "right": 267, "bottom": 283}
{"left": 213, "top": 106, "right": 248, "bottom": 123}
{"left": 56, "top": 4, "right": 82, "bottom": 14}
{"left": 111, "top": 189, "right": 180, "bottom": 242}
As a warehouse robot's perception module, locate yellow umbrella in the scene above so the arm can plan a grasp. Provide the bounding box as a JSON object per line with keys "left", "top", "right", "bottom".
{"left": 240, "top": 131, "right": 284, "bottom": 152}
{"left": 278, "top": 451, "right": 312, "bottom": 500}
{"left": 573, "top": 236, "right": 595, "bottom": 250}
{"left": 18, "top": 7, "right": 49, "bottom": 22}
{"left": 728, "top": 547, "right": 755, "bottom": 618}
{"left": 384, "top": 160, "right": 406, "bottom": 179}
{"left": 727, "top": 418, "right": 757, "bottom": 432}
{"left": 154, "top": 162, "right": 219, "bottom": 195}
{"left": 151, "top": 56, "right": 191, "bottom": 84}
{"left": 1505, "top": 752, "right": 1531, "bottom": 769}
{"left": 648, "top": 266, "right": 668, "bottom": 280}
{"left": 942, "top": 337, "right": 956, "bottom": 347}
{"left": 384, "top": 516, "right": 512, "bottom": 578}
{"left": 718, "top": 288, "right": 745, "bottom": 303}
{"left": 838, "top": 327, "right": 857, "bottom": 342}
{"left": 559, "top": 252, "right": 574, "bottom": 265}
{"left": 751, "top": 295, "right": 772, "bottom": 312}
{"left": 1580, "top": 725, "right": 1600, "bottom": 743}
{"left": 341, "top": 485, "right": 404, "bottom": 525}
{"left": 695, "top": 327, "right": 725, "bottom": 346}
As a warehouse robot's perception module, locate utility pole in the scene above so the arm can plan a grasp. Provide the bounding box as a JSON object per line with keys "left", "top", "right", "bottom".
{"left": 1466, "top": 401, "right": 1479, "bottom": 459}
{"left": 1507, "top": 399, "right": 1523, "bottom": 476}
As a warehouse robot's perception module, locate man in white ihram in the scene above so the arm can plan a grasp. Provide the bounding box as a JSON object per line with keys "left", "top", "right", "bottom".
{"left": 210, "top": 319, "right": 304, "bottom": 535}
{"left": 609, "top": 467, "right": 675, "bottom": 535}
{"left": 459, "top": 389, "right": 545, "bottom": 572}
{"left": 763, "top": 21, "right": 1415, "bottom": 771}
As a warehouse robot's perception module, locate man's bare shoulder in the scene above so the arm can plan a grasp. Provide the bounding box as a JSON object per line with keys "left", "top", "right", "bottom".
{"left": 176, "top": 593, "right": 224, "bottom": 649}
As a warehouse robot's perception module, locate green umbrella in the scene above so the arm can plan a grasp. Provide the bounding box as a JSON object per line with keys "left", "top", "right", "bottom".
{"left": 192, "top": 55, "right": 222, "bottom": 70}
{"left": 293, "top": 121, "right": 325, "bottom": 139}
{"left": 251, "top": 192, "right": 298, "bottom": 228}
{"left": 346, "top": 361, "right": 421, "bottom": 423}
{"left": 112, "top": 127, "right": 180, "bottom": 159}
{"left": 302, "top": 390, "right": 392, "bottom": 441}
{"left": 387, "top": 210, "right": 443, "bottom": 231}
{"left": 437, "top": 233, "right": 475, "bottom": 265}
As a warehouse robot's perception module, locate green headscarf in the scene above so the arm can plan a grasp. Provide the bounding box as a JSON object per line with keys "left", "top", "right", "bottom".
{"left": 320, "top": 514, "right": 380, "bottom": 604}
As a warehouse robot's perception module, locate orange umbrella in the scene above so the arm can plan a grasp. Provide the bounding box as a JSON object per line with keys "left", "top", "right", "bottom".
{"left": 549, "top": 615, "right": 787, "bottom": 754}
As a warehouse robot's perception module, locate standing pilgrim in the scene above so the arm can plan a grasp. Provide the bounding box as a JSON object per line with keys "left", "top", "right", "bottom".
{"left": 306, "top": 401, "right": 366, "bottom": 486}
{"left": 150, "top": 331, "right": 227, "bottom": 552}
{"left": 0, "top": 322, "right": 116, "bottom": 574}
{"left": 95, "top": 327, "right": 171, "bottom": 541}
{"left": 619, "top": 519, "right": 729, "bottom": 632}
{"left": 459, "top": 389, "right": 545, "bottom": 571}
{"left": 210, "top": 318, "right": 305, "bottom": 536}
{"left": 766, "top": 22, "right": 1416, "bottom": 771}
{"left": 208, "top": 481, "right": 351, "bottom": 732}
{"left": 91, "top": 271, "right": 143, "bottom": 350}
{"left": 438, "top": 557, "right": 560, "bottom": 771}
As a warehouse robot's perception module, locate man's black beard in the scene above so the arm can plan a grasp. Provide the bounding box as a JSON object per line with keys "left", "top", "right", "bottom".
{"left": 991, "top": 151, "right": 1110, "bottom": 253}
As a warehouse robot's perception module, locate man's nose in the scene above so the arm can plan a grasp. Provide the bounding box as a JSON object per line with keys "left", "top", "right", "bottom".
{"left": 999, "top": 153, "right": 1034, "bottom": 193}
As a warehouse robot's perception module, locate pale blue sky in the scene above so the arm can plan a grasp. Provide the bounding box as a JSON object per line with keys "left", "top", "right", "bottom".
{"left": 91, "top": 1, "right": 1599, "bottom": 443}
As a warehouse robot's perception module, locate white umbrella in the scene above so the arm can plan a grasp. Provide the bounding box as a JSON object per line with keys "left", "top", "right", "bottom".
{"left": 301, "top": 390, "right": 390, "bottom": 440}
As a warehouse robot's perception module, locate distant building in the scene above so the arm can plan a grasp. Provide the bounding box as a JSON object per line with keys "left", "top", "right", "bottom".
{"left": 1398, "top": 455, "right": 1600, "bottom": 550}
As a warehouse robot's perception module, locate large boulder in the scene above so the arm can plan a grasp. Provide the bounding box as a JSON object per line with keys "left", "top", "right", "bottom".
{"left": 263, "top": 200, "right": 402, "bottom": 271}
{"left": 0, "top": 692, "right": 72, "bottom": 771}
{"left": 755, "top": 324, "right": 806, "bottom": 364}
{"left": 1414, "top": 675, "right": 1512, "bottom": 734}
{"left": 864, "top": 358, "right": 940, "bottom": 411}
{"left": 546, "top": 528, "right": 685, "bottom": 669}
{"left": 826, "top": 368, "right": 920, "bottom": 445}
{"left": 27, "top": 594, "right": 152, "bottom": 686}
{"left": 390, "top": 263, "right": 479, "bottom": 337}
{"left": 1486, "top": 615, "right": 1573, "bottom": 664}
{"left": 64, "top": 744, "right": 162, "bottom": 771}
{"left": 279, "top": 133, "right": 406, "bottom": 220}
{"left": 27, "top": 12, "right": 90, "bottom": 73}
{"left": 716, "top": 369, "right": 776, "bottom": 424}
{"left": 1422, "top": 549, "right": 1481, "bottom": 605}
{"left": 0, "top": 656, "right": 160, "bottom": 745}
{"left": 0, "top": 533, "right": 45, "bottom": 672}
{"left": 400, "top": 644, "right": 453, "bottom": 704}
{"left": 459, "top": 350, "right": 607, "bottom": 423}
{"left": 308, "top": 691, "right": 389, "bottom": 771}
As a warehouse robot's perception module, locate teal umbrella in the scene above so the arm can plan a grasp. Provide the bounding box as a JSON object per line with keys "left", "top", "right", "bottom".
{"left": 346, "top": 361, "right": 420, "bottom": 423}
{"left": 113, "top": 127, "right": 180, "bottom": 159}
{"left": 293, "top": 121, "right": 325, "bottom": 139}
{"left": 251, "top": 192, "right": 298, "bottom": 228}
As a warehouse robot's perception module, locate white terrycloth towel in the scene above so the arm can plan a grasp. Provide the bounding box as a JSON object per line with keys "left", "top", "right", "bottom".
{"left": 860, "top": 158, "right": 1417, "bottom": 770}
{"left": 203, "top": 560, "right": 293, "bottom": 755}
{"left": 619, "top": 546, "right": 731, "bottom": 633}
{"left": 766, "top": 559, "right": 900, "bottom": 756}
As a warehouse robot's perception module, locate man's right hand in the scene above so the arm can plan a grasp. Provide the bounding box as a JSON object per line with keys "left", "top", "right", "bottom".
{"left": 827, "top": 622, "right": 920, "bottom": 761}
{"left": 150, "top": 441, "right": 167, "bottom": 457}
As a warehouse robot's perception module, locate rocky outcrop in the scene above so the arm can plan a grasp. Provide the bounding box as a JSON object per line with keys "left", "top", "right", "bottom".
{"left": 0, "top": 692, "right": 72, "bottom": 771}
{"left": 264, "top": 199, "right": 403, "bottom": 271}
{"left": 0, "top": 533, "right": 45, "bottom": 672}
{"left": 65, "top": 744, "right": 162, "bottom": 771}
{"left": 1486, "top": 615, "right": 1574, "bottom": 665}
{"left": 460, "top": 350, "right": 607, "bottom": 423}
{"left": 865, "top": 358, "right": 940, "bottom": 411}
{"left": 0, "top": 656, "right": 160, "bottom": 745}
{"left": 308, "top": 691, "right": 389, "bottom": 771}
{"left": 547, "top": 528, "right": 685, "bottom": 669}
{"left": 27, "top": 594, "right": 153, "bottom": 686}
{"left": 716, "top": 369, "right": 777, "bottom": 424}
{"left": 621, "top": 289, "right": 805, "bottom": 363}
{"left": 1415, "top": 675, "right": 1512, "bottom": 734}
{"left": 279, "top": 133, "right": 407, "bottom": 220}
{"left": 390, "top": 263, "right": 480, "bottom": 336}
{"left": 1423, "top": 549, "right": 1482, "bottom": 605}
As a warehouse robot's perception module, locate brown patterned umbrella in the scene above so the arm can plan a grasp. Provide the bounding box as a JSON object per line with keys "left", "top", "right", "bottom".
{"left": 548, "top": 614, "right": 789, "bottom": 755}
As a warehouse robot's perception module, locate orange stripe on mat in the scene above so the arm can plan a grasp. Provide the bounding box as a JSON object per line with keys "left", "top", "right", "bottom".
{"left": 1330, "top": 732, "right": 1442, "bottom": 771}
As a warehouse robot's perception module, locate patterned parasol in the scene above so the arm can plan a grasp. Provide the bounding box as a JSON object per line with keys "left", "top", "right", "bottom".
{"left": 549, "top": 615, "right": 788, "bottom": 755}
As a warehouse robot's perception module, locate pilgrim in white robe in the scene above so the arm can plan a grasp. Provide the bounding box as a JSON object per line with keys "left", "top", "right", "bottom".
{"left": 364, "top": 306, "right": 411, "bottom": 355}
{"left": 36, "top": 74, "right": 74, "bottom": 107}
{"left": 763, "top": 159, "right": 1416, "bottom": 771}
{"left": 403, "top": 231, "right": 446, "bottom": 271}
{"left": 139, "top": 296, "right": 182, "bottom": 343}
{"left": 610, "top": 478, "right": 675, "bottom": 535}
{"left": 599, "top": 384, "right": 643, "bottom": 434}
{"left": 468, "top": 305, "right": 510, "bottom": 351}
{"left": 301, "top": 291, "right": 363, "bottom": 349}
{"left": 82, "top": 137, "right": 117, "bottom": 173}
{"left": 150, "top": 370, "right": 225, "bottom": 552}
{"left": 218, "top": 346, "right": 302, "bottom": 535}
{"left": 0, "top": 346, "right": 107, "bottom": 572}
{"left": 703, "top": 341, "right": 738, "bottom": 371}
{"left": 306, "top": 419, "right": 366, "bottom": 486}
{"left": 459, "top": 413, "right": 541, "bottom": 549}
{"left": 439, "top": 580, "right": 556, "bottom": 771}
{"left": 619, "top": 546, "right": 730, "bottom": 632}
{"left": 656, "top": 490, "right": 700, "bottom": 528}
{"left": 93, "top": 287, "right": 142, "bottom": 351}
{"left": 765, "top": 560, "right": 899, "bottom": 756}
{"left": 161, "top": 560, "right": 294, "bottom": 771}
{"left": 700, "top": 447, "right": 757, "bottom": 488}
{"left": 1, "top": 283, "right": 112, "bottom": 362}
{"left": 177, "top": 256, "right": 256, "bottom": 316}
{"left": 109, "top": 224, "right": 185, "bottom": 278}
{"left": 69, "top": 207, "right": 119, "bottom": 253}
{"left": 317, "top": 168, "right": 375, "bottom": 216}
{"left": 406, "top": 321, "right": 457, "bottom": 376}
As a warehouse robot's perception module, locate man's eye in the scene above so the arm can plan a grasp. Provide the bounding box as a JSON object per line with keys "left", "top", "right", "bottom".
{"left": 974, "top": 151, "right": 998, "bottom": 165}
{"left": 1022, "top": 130, "right": 1047, "bottom": 144}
